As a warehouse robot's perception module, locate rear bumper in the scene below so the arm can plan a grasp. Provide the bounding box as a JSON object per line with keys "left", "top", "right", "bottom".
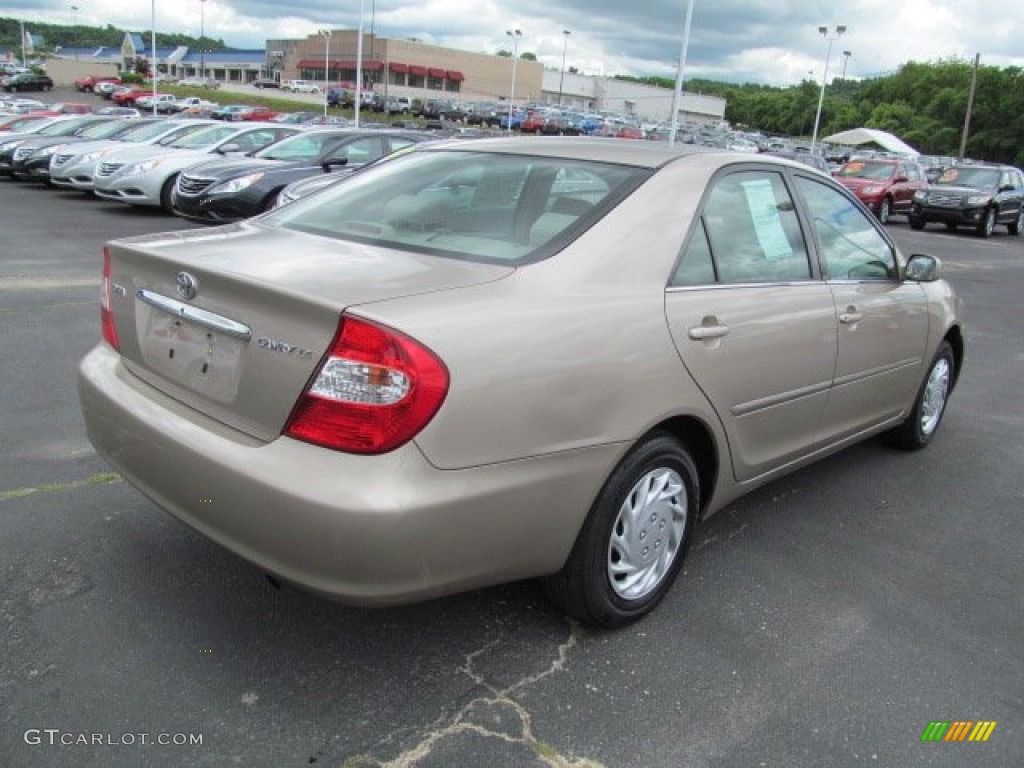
{"left": 78, "top": 344, "right": 614, "bottom": 605}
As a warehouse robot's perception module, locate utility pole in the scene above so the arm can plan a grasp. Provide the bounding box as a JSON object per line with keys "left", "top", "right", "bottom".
{"left": 958, "top": 53, "right": 979, "bottom": 162}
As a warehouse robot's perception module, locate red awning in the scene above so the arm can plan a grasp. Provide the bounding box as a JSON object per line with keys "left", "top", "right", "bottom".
{"left": 388, "top": 62, "right": 408, "bottom": 73}
{"left": 428, "top": 67, "right": 447, "bottom": 78}
{"left": 408, "top": 65, "right": 427, "bottom": 76}
{"left": 446, "top": 70, "right": 464, "bottom": 82}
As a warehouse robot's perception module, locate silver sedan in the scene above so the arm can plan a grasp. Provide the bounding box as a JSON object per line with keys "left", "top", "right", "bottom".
{"left": 79, "top": 138, "right": 964, "bottom": 626}
{"left": 91, "top": 123, "right": 299, "bottom": 211}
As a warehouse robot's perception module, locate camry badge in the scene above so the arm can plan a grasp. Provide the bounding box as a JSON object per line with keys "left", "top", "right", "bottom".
{"left": 176, "top": 271, "right": 198, "bottom": 301}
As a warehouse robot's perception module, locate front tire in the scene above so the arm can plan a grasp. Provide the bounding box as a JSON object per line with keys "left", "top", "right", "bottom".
{"left": 544, "top": 432, "right": 699, "bottom": 627}
{"left": 160, "top": 174, "right": 179, "bottom": 214}
{"left": 909, "top": 215, "right": 925, "bottom": 231}
{"left": 878, "top": 197, "right": 892, "bottom": 225}
{"left": 977, "top": 207, "right": 996, "bottom": 237}
{"left": 885, "top": 341, "right": 955, "bottom": 451}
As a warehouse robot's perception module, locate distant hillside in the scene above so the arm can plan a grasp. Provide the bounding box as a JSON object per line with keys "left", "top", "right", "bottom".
{"left": 0, "top": 16, "right": 228, "bottom": 52}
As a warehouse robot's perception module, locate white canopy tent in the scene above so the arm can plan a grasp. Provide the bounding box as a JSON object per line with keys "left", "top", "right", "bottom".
{"left": 822, "top": 128, "right": 919, "bottom": 157}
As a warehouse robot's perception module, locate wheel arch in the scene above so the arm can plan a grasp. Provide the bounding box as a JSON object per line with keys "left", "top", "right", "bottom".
{"left": 944, "top": 324, "right": 966, "bottom": 393}
{"left": 639, "top": 415, "right": 719, "bottom": 520}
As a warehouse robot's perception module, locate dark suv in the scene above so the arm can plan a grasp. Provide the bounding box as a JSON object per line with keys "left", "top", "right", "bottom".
{"left": 910, "top": 163, "right": 1024, "bottom": 237}
{"left": 2, "top": 73, "right": 54, "bottom": 92}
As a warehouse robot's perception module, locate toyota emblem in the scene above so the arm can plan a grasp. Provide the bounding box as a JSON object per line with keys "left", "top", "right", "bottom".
{"left": 176, "top": 272, "right": 198, "bottom": 300}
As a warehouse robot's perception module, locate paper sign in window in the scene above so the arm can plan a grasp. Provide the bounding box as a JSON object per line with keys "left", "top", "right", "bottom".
{"left": 741, "top": 179, "right": 793, "bottom": 261}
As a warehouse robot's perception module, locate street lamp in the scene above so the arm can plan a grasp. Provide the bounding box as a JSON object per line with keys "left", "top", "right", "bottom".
{"left": 668, "top": 0, "right": 696, "bottom": 146}
{"left": 354, "top": 0, "right": 365, "bottom": 129}
{"left": 810, "top": 24, "right": 846, "bottom": 152}
{"left": 505, "top": 28, "right": 521, "bottom": 132}
{"left": 558, "top": 29, "right": 570, "bottom": 106}
{"left": 150, "top": 0, "right": 157, "bottom": 116}
{"left": 199, "top": 0, "right": 206, "bottom": 79}
{"left": 841, "top": 50, "right": 852, "bottom": 80}
{"left": 319, "top": 28, "right": 332, "bottom": 116}
{"left": 71, "top": 5, "right": 79, "bottom": 60}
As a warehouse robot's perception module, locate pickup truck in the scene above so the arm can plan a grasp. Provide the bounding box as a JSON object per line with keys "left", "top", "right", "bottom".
{"left": 282, "top": 80, "right": 321, "bottom": 93}
{"left": 136, "top": 93, "right": 178, "bottom": 111}
{"left": 168, "top": 96, "right": 219, "bottom": 113}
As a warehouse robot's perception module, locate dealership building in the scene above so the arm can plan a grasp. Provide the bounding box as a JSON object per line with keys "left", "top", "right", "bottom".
{"left": 44, "top": 26, "right": 725, "bottom": 124}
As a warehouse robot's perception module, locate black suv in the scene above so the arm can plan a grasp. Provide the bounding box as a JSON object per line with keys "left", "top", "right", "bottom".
{"left": 2, "top": 73, "right": 54, "bottom": 92}
{"left": 910, "top": 163, "right": 1024, "bottom": 237}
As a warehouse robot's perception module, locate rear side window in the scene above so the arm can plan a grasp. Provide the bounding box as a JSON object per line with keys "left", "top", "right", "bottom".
{"left": 673, "top": 170, "right": 811, "bottom": 286}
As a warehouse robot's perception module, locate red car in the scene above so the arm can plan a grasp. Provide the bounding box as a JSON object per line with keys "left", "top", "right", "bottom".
{"left": 112, "top": 87, "right": 147, "bottom": 105}
{"left": 74, "top": 74, "right": 121, "bottom": 92}
{"left": 833, "top": 157, "right": 928, "bottom": 224}
{"left": 237, "top": 106, "right": 279, "bottom": 121}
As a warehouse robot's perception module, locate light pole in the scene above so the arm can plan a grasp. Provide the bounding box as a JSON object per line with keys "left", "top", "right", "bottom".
{"left": 558, "top": 29, "right": 570, "bottom": 106}
{"left": 810, "top": 24, "right": 846, "bottom": 152}
{"left": 319, "top": 28, "right": 331, "bottom": 116}
{"left": 505, "top": 28, "right": 521, "bottom": 132}
{"left": 150, "top": 0, "right": 157, "bottom": 115}
{"left": 668, "top": 0, "right": 696, "bottom": 146}
{"left": 354, "top": 0, "right": 365, "bottom": 128}
{"left": 70, "top": 5, "right": 79, "bottom": 59}
{"left": 841, "top": 50, "right": 852, "bottom": 80}
{"left": 199, "top": 0, "right": 205, "bottom": 79}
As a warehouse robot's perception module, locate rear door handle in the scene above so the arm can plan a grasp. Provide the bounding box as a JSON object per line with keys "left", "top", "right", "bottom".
{"left": 839, "top": 311, "right": 863, "bottom": 324}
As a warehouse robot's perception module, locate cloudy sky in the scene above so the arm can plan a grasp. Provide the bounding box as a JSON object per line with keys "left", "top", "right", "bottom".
{"left": 5, "top": 0, "right": 1023, "bottom": 85}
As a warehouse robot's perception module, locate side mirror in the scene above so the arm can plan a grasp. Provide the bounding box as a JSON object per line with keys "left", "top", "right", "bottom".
{"left": 998, "top": 183, "right": 1014, "bottom": 193}
{"left": 217, "top": 143, "right": 242, "bottom": 154}
{"left": 322, "top": 157, "right": 349, "bottom": 172}
{"left": 905, "top": 253, "right": 941, "bottom": 282}
{"left": 894, "top": 175, "right": 909, "bottom": 183}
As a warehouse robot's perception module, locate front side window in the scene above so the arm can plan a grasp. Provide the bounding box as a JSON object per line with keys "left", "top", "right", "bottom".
{"left": 694, "top": 170, "right": 812, "bottom": 284}
{"left": 796, "top": 176, "right": 896, "bottom": 280}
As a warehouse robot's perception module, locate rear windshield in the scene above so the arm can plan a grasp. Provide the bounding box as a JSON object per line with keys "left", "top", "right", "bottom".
{"left": 264, "top": 149, "right": 648, "bottom": 265}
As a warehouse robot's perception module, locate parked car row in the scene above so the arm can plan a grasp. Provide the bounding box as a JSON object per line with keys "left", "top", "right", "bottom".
{"left": 1, "top": 109, "right": 444, "bottom": 223}
{"left": 832, "top": 155, "right": 1024, "bottom": 237}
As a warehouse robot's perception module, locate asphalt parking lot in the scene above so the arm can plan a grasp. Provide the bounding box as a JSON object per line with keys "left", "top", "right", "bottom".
{"left": 1, "top": 147, "right": 1022, "bottom": 767}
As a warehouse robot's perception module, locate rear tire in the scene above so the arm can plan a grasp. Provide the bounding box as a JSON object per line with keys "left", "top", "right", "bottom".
{"left": 1008, "top": 209, "right": 1023, "bottom": 236}
{"left": 544, "top": 432, "right": 699, "bottom": 627}
{"left": 885, "top": 341, "right": 955, "bottom": 451}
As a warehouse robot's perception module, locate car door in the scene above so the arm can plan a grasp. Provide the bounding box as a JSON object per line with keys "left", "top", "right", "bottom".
{"left": 793, "top": 173, "right": 930, "bottom": 444}
{"left": 995, "top": 168, "right": 1024, "bottom": 225}
{"left": 665, "top": 168, "right": 837, "bottom": 483}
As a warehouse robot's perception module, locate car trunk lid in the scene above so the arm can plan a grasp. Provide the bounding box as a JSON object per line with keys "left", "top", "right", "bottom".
{"left": 105, "top": 223, "right": 513, "bottom": 442}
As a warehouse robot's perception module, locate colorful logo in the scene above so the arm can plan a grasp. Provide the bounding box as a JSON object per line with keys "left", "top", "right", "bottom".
{"left": 921, "top": 721, "right": 997, "bottom": 742}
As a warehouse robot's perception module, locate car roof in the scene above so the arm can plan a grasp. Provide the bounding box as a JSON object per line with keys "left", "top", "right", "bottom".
{"left": 423, "top": 136, "right": 711, "bottom": 169}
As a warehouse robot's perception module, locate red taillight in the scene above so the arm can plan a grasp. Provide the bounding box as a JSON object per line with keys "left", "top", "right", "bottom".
{"left": 101, "top": 246, "right": 120, "bottom": 351}
{"left": 285, "top": 316, "right": 449, "bottom": 454}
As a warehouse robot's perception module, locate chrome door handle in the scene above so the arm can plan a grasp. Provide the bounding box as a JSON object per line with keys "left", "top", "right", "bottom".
{"left": 688, "top": 324, "right": 730, "bottom": 340}
{"left": 839, "top": 311, "right": 863, "bottom": 324}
